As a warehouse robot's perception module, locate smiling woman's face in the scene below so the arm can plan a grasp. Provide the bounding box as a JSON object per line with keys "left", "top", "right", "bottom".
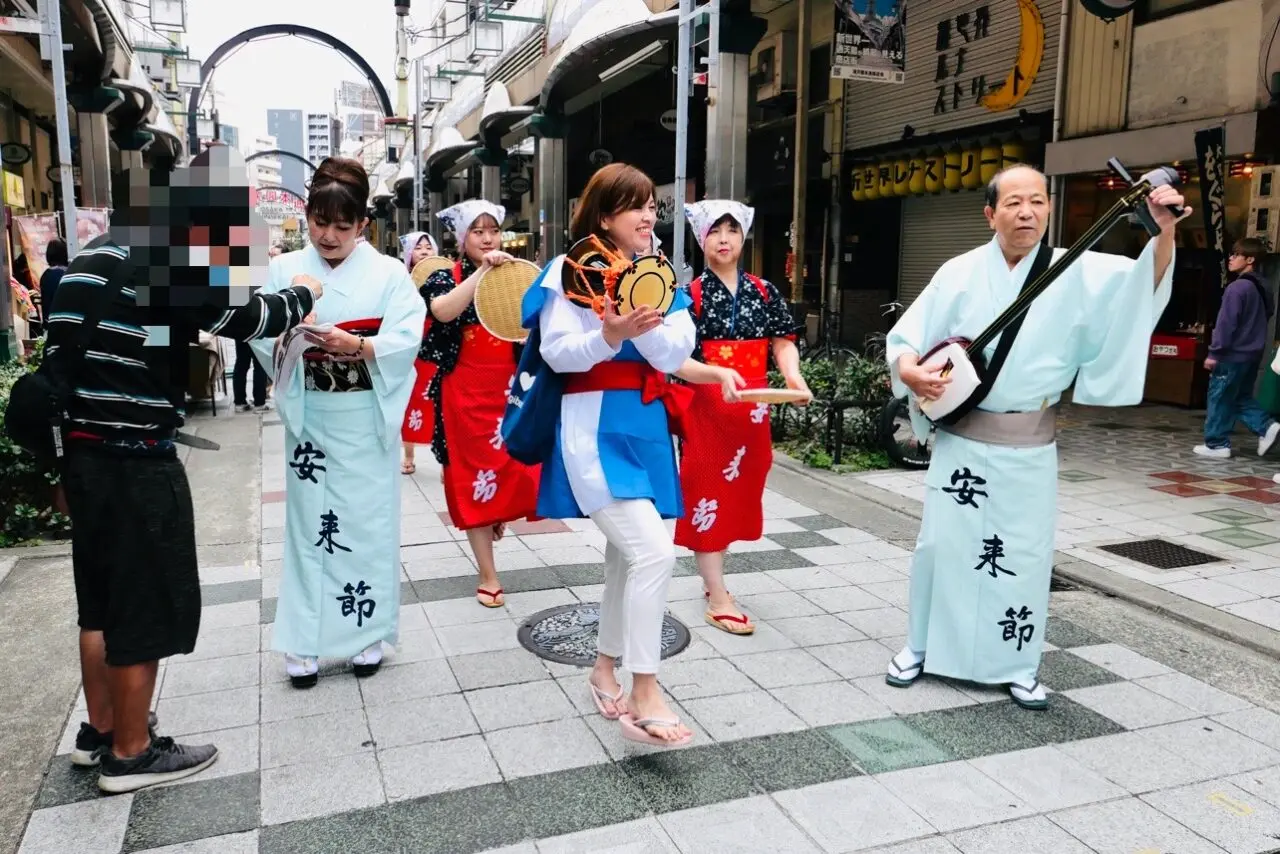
{"left": 984, "top": 166, "right": 1049, "bottom": 253}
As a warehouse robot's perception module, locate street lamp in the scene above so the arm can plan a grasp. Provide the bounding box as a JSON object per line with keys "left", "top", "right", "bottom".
{"left": 384, "top": 117, "right": 410, "bottom": 164}
{"left": 422, "top": 67, "right": 453, "bottom": 105}
{"left": 175, "top": 57, "right": 202, "bottom": 88}
{"left": 150, "top": 0, "right": 186, "bottom": 30}
{"left": 469, "top": 20, "right": 503, "bottom": 59}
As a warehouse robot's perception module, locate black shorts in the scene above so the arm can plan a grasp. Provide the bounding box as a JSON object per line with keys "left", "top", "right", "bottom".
{"left": 65, "top": 445, "right": 201, "bottom": 666}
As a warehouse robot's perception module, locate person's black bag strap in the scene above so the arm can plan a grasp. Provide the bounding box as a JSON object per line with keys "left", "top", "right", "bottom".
{"left": 1246, "top": 275, "right": 1273, "bottom": 319}
{"left": 969, "top": 240, "right": 1053, "bottom": 410}
{"left": 53, "top": 240, "right": 135, "bottom": 381}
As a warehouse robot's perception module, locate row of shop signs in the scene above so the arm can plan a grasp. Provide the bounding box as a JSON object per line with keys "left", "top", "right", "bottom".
{"left": 850, "top": 140, "right": 1027, "bottom": 201}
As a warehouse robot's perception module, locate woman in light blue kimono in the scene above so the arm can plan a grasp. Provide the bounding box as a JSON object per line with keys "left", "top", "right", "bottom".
{"left": 883, "top": 165, "right": 1188, "bottom": 709}
{"left": 529, "top": 163, "right": 697, "bottom": 747}
{"left": 252, "top": 157, "right": 426, "bottom": 688}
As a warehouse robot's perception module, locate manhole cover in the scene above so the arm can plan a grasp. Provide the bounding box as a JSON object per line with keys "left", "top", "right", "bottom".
{"left": 1096, "top": 538, "right": 1221, "bottom": 569}
{"left": 517, "top": 603, "right": 691, "bottom": 667}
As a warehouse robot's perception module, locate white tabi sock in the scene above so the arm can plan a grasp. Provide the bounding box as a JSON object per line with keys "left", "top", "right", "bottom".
{"left": 1009, "top": 679, "right": 1047, "bottom": 705}
{"left": 887, "top": 646, "right": 925, "bottom": 681}
{"left": 351, "top": 642, "right": 383, "bottom": 667}
{"left": 285, "top": 654, "right": 318, "bottom": 677}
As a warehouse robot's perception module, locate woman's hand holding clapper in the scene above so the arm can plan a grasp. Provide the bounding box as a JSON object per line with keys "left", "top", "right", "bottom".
{"left": 601, "top": 297, "right": 662, "bottom": 349}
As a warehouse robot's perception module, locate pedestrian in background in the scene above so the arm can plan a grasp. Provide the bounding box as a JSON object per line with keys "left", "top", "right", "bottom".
{"left": 1195, "top": 237, "right": 1279, "bottom": 459}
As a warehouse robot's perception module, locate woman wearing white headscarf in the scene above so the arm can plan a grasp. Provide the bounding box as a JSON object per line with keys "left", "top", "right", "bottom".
{"left": 673, "top": 200, "right": 809, "bottom": 635}
{"left": 419, "top": 201, "right": 540, "bottom": 608}
{"left": 400, "top": 231, "right": 440, "bottom": 474}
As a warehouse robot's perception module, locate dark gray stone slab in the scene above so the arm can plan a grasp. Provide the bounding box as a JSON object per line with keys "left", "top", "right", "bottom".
{"left": 259, "top": 806, "right": 398, "bottom": 854}
{"left": 1037, "top": 650, "right": 1125, "bottom": 692}
{"left": 122, "top": 770, "right": 259, "bottom": 852}
{"left": 619, "top": 744, "right": 757, "bottom": 813}
{"left": 724, "top": 729, "right": 862, "bottom": 792}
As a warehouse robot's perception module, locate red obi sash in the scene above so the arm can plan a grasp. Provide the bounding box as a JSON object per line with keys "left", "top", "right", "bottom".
{"left": 699, "top": 339, "right": 769, "bottom": 378}
{"left": 302, "top": 317, "right": 380, "bottom": 360}
{"left": 564, "top": 360, "right": 693, "bottom": 438}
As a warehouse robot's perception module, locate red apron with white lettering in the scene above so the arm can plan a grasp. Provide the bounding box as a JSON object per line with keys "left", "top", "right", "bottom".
{"left": 440, "top": 323, "right": 540, "bottom": 530}
{"left": 401, "top": 318, "right": 436, "bottom": 445}
{"left": 674, "top": 339, "right": 774, "bottom": 553}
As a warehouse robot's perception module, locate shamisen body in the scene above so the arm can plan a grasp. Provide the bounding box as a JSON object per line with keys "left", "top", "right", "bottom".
{"left": 884, "top": 164, "right": 1189, "bottom": 710}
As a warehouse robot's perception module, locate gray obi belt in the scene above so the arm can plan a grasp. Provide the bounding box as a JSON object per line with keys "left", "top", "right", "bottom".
{"left": 939, "top": 406, "right": 1058, "bottom": 448}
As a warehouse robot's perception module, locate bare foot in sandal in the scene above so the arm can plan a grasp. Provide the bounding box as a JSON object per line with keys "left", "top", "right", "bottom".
{"left": 627, "top": 676, "right": 692, "bottom": 743}
{"left": 589, "top": 655, "right": 627, "bottom": 718}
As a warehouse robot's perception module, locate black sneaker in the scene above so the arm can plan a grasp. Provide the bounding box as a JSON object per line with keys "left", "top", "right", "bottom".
{"left": 235, "top": 403, "right": 253, "bottom": 413}
{"left": 70, "top": 712, "right": 160, "bottom": 768}
{"left": 97, "top": 736, "right": 218, "bottom": 794}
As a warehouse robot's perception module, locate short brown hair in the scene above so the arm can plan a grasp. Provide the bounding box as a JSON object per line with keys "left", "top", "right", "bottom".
{"left": 306, "top": 156, "right": 370, "bottom": 225}
{"left": 1234, "top": 236, "right": 1268, "bottom": 264}
{"left": 569, "top": 163, "right": 655, "bottom": 242}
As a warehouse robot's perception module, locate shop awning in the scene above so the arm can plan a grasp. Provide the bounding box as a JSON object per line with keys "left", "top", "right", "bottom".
{"left": 84, "top": 0, "right": 134, "bottom": 81}
{"left": 426, "top": 127, "right": 478, "bottom": 179}
{"left": 1045, "top": 112, "right": 1261, "bottom": 176}
{"left": 144, "top": 96, "right": 184, "bottom": 158}
{"left": 478, "top": 82, "right": 535, "bottom": 149}
{"left": 109, "top": 54, "right": 157, "bottom": 125}
{"left": 540, "top": 2, "right": 678, "bottom": 108}
{"left": 392, "top": 154, "right": 417, "bottom": 191}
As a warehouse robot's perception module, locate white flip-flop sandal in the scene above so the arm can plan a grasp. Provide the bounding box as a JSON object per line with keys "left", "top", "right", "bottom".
{"left": 885, "top": 647, "right": 924, "bottom": 687}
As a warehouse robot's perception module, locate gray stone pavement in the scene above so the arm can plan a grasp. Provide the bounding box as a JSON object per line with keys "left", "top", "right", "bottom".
{"left": 11, "top": 404, "right": 1280, "bottom": 852}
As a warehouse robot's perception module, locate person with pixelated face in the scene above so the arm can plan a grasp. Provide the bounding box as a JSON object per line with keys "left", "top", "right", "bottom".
{"left": 50, "top": 144, "right": 322, "bottom": 794}
{"left": 248, "top": 156, "right": 427, "bottom": 689}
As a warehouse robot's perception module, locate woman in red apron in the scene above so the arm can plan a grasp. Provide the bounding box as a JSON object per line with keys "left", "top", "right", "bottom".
{"left": 420, "top": 200, "right": 540, "bottom": 608}
{"left": 400, "top": 231, "right": 439, "bottom": 474}
{"left": 673, "top": 200, "right": 810, "bottom": 635}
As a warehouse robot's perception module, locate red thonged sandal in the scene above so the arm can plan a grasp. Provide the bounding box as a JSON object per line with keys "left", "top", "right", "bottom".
{"left": 476, "top": 587, "right": 505, "bottom": 608}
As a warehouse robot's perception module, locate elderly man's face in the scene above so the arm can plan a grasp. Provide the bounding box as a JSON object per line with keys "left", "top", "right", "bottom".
{"left": 984, "top": 167, "right": 1050, "bottom": 254}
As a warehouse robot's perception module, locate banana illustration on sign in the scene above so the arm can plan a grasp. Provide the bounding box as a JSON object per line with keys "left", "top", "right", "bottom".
{"left": 981, "top": 0, "right": 1046, "bottom": 112}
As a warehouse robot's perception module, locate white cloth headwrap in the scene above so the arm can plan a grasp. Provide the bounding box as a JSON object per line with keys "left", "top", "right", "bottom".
{"left": 684, "top": 200, "right": 755, "bottom": 250}
{"left": 437, "top": 200, "right": 506, "bottom": 236}
{"left": 399, "top": 231, "right": 438, "bottom": 272}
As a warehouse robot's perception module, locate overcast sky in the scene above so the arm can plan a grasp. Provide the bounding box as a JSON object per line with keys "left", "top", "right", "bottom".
{"left": 183, "top": 0, "right": 425, "bottom": 145}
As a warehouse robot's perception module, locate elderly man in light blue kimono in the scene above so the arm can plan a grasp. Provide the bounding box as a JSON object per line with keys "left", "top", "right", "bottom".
{"left": 883, "top": 165, "right": 1190, "bottom": 709}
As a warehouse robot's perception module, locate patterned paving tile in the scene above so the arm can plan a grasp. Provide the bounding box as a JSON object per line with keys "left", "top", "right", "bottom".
{"left": 1152, "top": 483, "right": 1216, "bottom": 498}
{"left": 825, "top": 716, "right": 955, "bottom": 774}
{"left": 1198, "top": 507, "right": 1272, "bottom": 526}
{"left": 1201, "top": 527, "right": 1280, "bottom": 549}
{"left": 1059, "top": 470, "right": 1106, "bottom": 482}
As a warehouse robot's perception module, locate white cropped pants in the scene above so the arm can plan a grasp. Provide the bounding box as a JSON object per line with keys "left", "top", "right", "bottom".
{"left": 588, "top": 498, "right": 677, "bottom": 674}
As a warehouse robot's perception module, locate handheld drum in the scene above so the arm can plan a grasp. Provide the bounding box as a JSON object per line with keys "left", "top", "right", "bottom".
{"left": 615, "top": 254, "right": 677, "bottom": 316}
{"left": 562, "top": 235, "right": 624, "bottom": 315}
{"left": 474, "top": 258, "right": 542, "bottom": 342}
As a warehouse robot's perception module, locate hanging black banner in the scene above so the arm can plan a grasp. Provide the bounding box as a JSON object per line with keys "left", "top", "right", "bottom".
{"left": 1195, "top": 125, "right": 1229, "bottom": 289}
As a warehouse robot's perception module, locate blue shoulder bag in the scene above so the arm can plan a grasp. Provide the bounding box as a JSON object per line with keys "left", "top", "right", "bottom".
{"left": 501, "top": 265, "right": 566, "bottom": 465}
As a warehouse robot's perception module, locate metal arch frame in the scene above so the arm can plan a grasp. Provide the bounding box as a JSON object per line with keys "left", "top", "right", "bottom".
{"left": 245, "top": 148, "right": 319, "bottom": 172}
{"left": 254, "top": 183, "right": 309, "bottom": 207}
{"left": 186, "top": 24, "right": 395, "bottom": 155}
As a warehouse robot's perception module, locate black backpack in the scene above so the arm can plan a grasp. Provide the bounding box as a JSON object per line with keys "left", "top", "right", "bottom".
{"left": 4, "top": 247, "right": 135, "bottom": 464}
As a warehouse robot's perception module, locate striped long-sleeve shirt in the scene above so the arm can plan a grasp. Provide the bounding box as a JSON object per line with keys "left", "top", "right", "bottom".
{"left": 44, "top": 237, "right": 314, "bottom": 442}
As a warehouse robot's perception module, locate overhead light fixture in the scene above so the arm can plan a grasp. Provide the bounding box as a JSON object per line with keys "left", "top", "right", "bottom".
{"left": 598, "top": 41, "right": 664, "bottom": 82}
{"left": 422, "top": 68, "right": 453, "bottom": 104}
{"left": 175, "top": 57, "right": 202, "bottom": 88}
{"left": 470, "top": 20, "right": 503, "bottom": 59}
{"left": 150, "top": 0, "right": 185, "bottom": 31}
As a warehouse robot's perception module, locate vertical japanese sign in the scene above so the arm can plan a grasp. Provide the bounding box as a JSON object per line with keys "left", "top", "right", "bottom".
{"left": 832, "top": 0, "right": 906, "bottom": 83}
{"left": 1195, "top": 125, "right": 1228, "bottom": 289}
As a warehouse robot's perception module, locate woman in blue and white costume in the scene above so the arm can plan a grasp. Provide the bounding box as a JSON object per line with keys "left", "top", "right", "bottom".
{"left": 530, "top": 163, "right": 697, "bottom": 747}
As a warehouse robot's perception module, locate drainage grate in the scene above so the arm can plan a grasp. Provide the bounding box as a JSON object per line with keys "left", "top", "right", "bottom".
{"left": 517, "top": 603, "right": 691, "bottom": 667}
{"left": 1096, "top": 538, "right": 1221, "bottom": 569}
